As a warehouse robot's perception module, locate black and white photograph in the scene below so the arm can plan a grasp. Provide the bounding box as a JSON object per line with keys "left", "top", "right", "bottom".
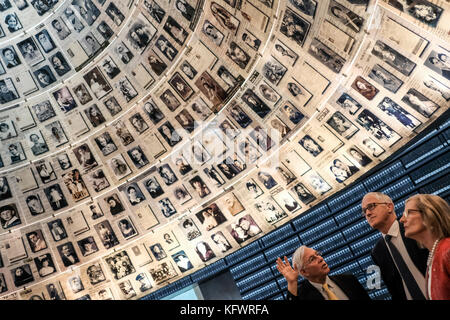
{"left": 282, "top": 102, "right": 305, "bottom": 125}
{"left": 226, "top": 41, "right": 250, "bottom": 69}
{"left": 51, "top": 17, "right": 71, "bottom": 40}
{"left": 47, "top": 219, "right": 68, "bottom": 242}
{"left": 83, "top": 67, "right": 112, "bottom": 100}
{"left": 336, "top": 92, "right": 362, "bottom": 115}
{"left": 298, "top": 134, "right": 323, "bottom": 157}
{"left": 107, "top": 154, "right": 132, "bottom": 180}
{"left": 159, "top": 88, "right": 180, "bottom": 111}
{"left": 217, "top": 65, "right": 241, "bottom": 90}
{"left": 0, "top": 119, "right": 17, "bottom": 140}
{"left": 33, "top": 0, "right": 58, "bottom": 15}
{"left": 1, "top": 46, "right": 21, "bottom": 69}
{"left": 80, "top": 32, "right": 101, "bottom": 57}
{"left": 326, "top": 111, "right": 359, "bottom": 139}
{"left": 289, "top": 0, "right": 316, "bottom": 16}
{"left": 115, "top": 76, "right": 138, "bottom": 102}
{"left": 202, "top": 20, "right": 224, "bottom": 46}
{"left": 144, "top": 0, "right": 166, "bottom": 24}
{"left": 361, "top": 137, "right": 385, "bottom": 158}
{"left": 95, "top": 220, "right": 120, "bottom": 249}
{"left": 7, "top": 142, "right": 26, "bottom": 164}
{"left": 209, "top": 1, "right": 239, "bottom": 33}
{"left": 189, "top": 175, "right": 211, "bottom": 199}
{"left": 173, "top": 185, "right": 191, "bottom": 204}
{"left": 304, "top": 171, "right": 332, "bottom": 195}
{"left": 377, "top": 97, "right": 422, "bottom": 129}
{"left": 329, "top": 157, "right": 360, "bottom": 183}
{"left": 328, "top": 0, "right": 363, "bottom": 33}
{"left": 262, "top": 56, "right": 287, "bottom": 86}
{"left": 280, "top": 7, "right": 311, "bottom": 47}
{"left": 174, "top": 155, "right": 192, "bottom": 175}
{"left": 32, "top": 100, "right": 56, "bottom": 122}
{"left": 195, "top": 71, "right": 228, "bottom": 108}
{"left": 195, "top": 241, "right": 216, "bottom": 262}
{"left": 86, "top": 263, "right": 106, "bottom": 286}
{"left": 135, "top": 273, "right": 152, "bottom": 293}
{"left": 0, "top": 176, "right": 12, "bottom": 201}
{"left": 104, "top": 250, "right": 135, "bottom": 280}
{"left": 97, "top": 21, "right": 114, "bottom": 41}
{"left": 387, "top": 0, "right": 443, "bottom": 27}
{"left": 369, "top": 64, "right": 404, "bottom": 93}
{"left": 0, "top": 78, "right": 18, "bottom": 104}
{"left": 164, "top": 15, "right": 188, "bottom": 45}
{"left": 191, "top": 97, "right": 212, "bottom": 120}
{"left": 72, "top": 0, "right": 101, "bottom": 26}
{"left": 179, "top": 217, "right": 201, "bottom": 241}
{"left": 356, "top": 109, "right": 402, "bottom": 145}
{"left": 371, "top": 40, "right": 416, "bottom": 76}
{"left": 172, "top": 251, "right": 193, "bottom": 273}
{"left": 62, "top": 169, "right": 90, "bottom": 202}
{"left": 17, "top": 37, "right": 44, "bottom": 66}
{"left": 5, "top": 12, "right": 22, "bottom": 33}
{"left": 401, "top": 88, "right": 440, "bottom": 118}
{"left": 155, "top": 34, "right": 178, "bottom": 61}
{"left": 36, "top": 29, "right": 56, "bottom": 53}
{"left": 112, "top": 120, "right": 135, "bottom": 146}
{"left": 149, "top": 261, "right": 177, "bottom": 285}
{"left": 26, "top": 194, "right": 45, "bottom": 216}
{"left": 424, "top": 50, "right": 450, "bottom": 81}
{"left": 88, "top": 169, "right": 110, "bottom": 192}
{"left": 211, "top": 231, "right": 233, "bottom": 253}
{"left": 114, "top": 41, "right": 134, "bottom": 64}
{"left": 0, "top": 0, "right": 12, "bottom": 11}
{"left": 50, "top": 51, "right": 72, "bottom": 76}
{"left": 158, "top": 163, "right": 178, "bottom": 186}
{"left": 104, "top": 96, "right": 122, "bottom": 116}
{"left": 127, "top": 145, "right": 149, "bottom": 169}
{"left": 175, "top": 108, "right": 196, "bottom": 133}
{"left": 347, "top": 145, "right": 372, "bottom": 167}
{"left": 11, "top": 264, "right": 34, "bottom": 287}
{"left": 52, "top": 86, "right": 78, "bottom": 113}
{"left": 101, "top": 55, "right": 121, "bottom": 79}
{"left": 195, "top": 203, "right": 227, "bottom": 231}
{"left": 149, "top": 243, "right": 167, "bottom": 261}
{"left": 308, "top": 38, "right": 346, "bottom": 73}
{"left": 258, "top": 81, "right": 281, "bottom": 106}
{"left": 169, "top": 72, "right": 194, "bottom": 101}
{"left": 73, "top": 83, "right": 93, "bottom": 105}
{"left": 44, "top": 184, "right": 68, "bottom": 211}
{"left": 228, "top": 214, "right": 261, "bottom": 244}
{"left": 158, "top": 121, "right": 182, "bottom": 147}
{"left": 180, "top": 60, "right": 197, "bottom": 80}
{"left": 104, "top": 193, "right": 125, "bottom": 216}
{"left": 57, "top": 242, "right": 80, "bottom": 267}
{"left": 73, "top": 143, "right": 98, "bottom": 172}
{"left": 158, "top": 197, "right": 176, "bottom": 217}
{"left": 129, "top": 112, "right": 149, "bottom": 134}
{"left": 127, "top": 14, "right": 156, "bottom": 53}
{"left": 64, "top": 6, "right": 85, "bottom": 33}
{"left": 105, "top": 2, "right": 125, "bottom": 26}
{"left": 291, "top": 182, "right": 316, "bottom": 205}
{"left": 144, "top": 176, "right": 164, "bottom": 198}
{"left": 26, "top": 229, "right": 48, "bottom": 253}
{"left": 118, "top": 217, "right": 138, "bottom": 239}
{"left": 0, "top": 203, "right": 21, "bottom": 229}
{"left": 44, "top": 120, "right": 69, "bottom": 146}
{"left": 242, "top": 30, "right": 261, "bottom": 51}
{"left": 35, "top": 254, "right": 57, "bottom": 278}
{"left": 27, "top": 130, "right": 49, "bottom": 156}
{"left": 83, "top": 104, "right": 106, "bottom": 127}
{"left": 123, "top": 182, "right": 146, "bottom": 206}
{"left": 35, "top": 160, "right": 56, "bottom": 184}
{"left": 255, "top": 198, "right": 288, "bottom": 224}
{"left": 147, "top": 50, "right": 167, "bottom": 76}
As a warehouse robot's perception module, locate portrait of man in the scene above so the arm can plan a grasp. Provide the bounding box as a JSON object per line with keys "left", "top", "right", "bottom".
{"left": 127, "top": 146, "right": 149, "bottom": 169}
{"left": 0, "top": 203, "right": 21, "bottom": 229}
{"left": 57, "top": 242, "right": 80, "bottom": 267}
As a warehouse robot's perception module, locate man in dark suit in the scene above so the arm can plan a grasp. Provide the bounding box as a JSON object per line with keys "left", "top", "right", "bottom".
{"left": 362, "top": 192, "right": 428, "bottom": 300}
{"left": 276, "top": 246, "right": 370, "bottom": 300}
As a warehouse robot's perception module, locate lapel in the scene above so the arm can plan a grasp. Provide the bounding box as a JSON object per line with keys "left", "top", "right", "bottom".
{"left": 329, "top": 275, "right": 353, "bottom": 299}
{"left": 300, "top": 280, "right": 325, "bottom": 300}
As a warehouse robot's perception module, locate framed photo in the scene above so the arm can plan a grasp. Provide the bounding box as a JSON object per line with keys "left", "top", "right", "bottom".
{"left": 424, "top": 50, "right": 450, "bottom": 81}
{"left": 118, "top": 216, "right": 138, "bottom": 239}
{"left": 62, "top": 169, "right": 90, "bottom": 202}
{"left": 112, "top": 120, "right": 134, "bottom": 146}
{"left": 336, "top": 92, "right": 362, "bottom": 115}
{"left": 50, "top": 51, "right": 72, "bottom": 76}
{"left": 11, "top": 264, "right": 34, "bottom": 287}
{"left": 114, "top": 41, "right": 134, "bottom": 64}
{"left": 262, "top": 56, "right": 287, "bottom": 86}
{"left": 0, "top": 78, "right": 19, "bottom": 104}
{"left": 158, "top": 120, "right": 182, "bottom": 147}
{"left": 155, "top": 34, "right": 178, "bottom": 61}
{"left": 227, "top": 214, "right": 261, "bottom": 244}
{"left": 386, "top": 0, "right": 443, "bottom": 27}
{"left": 147, "top": 50, "right": 167, "bottom": 76}
{"left": 52, "top": 86, "right": 77, "bottom": 113}
{"left": 172, "top": 251, "right": 194, "bottom": 273}
{"left": 97, "top": 21, "right": 114, "bottom": 41}
{"left": 73, "top": 83, "right": 93, "bottom": 106}
{"left": 356, "top": 109, "right": 402, "bottom": 146}
{"left": 175, "top": 108, "right": 196, "bottom": 133}
{"left": 31, "top": 100, "right": 56, "bottom": 122}
{"left": 6, "top": 142, "right": 26, "bottom": 164}
{"left": 107, "top": 154, "right": 132, "bottom": 180}
{"left": 88, "top": 169, "right": 110, "bottom": 193}
{"left": 202, "top": 20, "right": 224, "bottom": 46}
{"left": 47, "top": 219, "right": 68, "bottom": 242}
{"left": 169, "top": 72, "right": 194, "bottom": 101}
{"left": 180, "top": 60, "right": 197, "bottom": 80}
{"left": 371, "top": 40, "right": 416, "bottom": 76}
{"left": 129, "top": 112, "right": 149, "bottom": 134}
{"left": 143, "top": 176, "right": 164, "bottom": 199}
{"left": 127, "top": 145, "right": 149, "bottom": 169}
{"left": 329, "top": 157, "right": 360, "bottom": 183}
{"left": 179, "top": 217, "right": 201, "bottom": 241}
{"left": 1, "top": 45, "right": 21, "bottom": 69}
{"left": 0, "top": 118, "right": 17, "bottom": 140}
{"left": 115, "top": 76, "right": 138, "bottom": 102}
{"left": 291, "top": 182, "right": 316, "bottom": 205}
{"left": 377, "top": 97, "right": 422, "bottom": 129}
{"left": 79, "top": 32, "right": 101, "bottom": 57}
{"left": 17, "top": 37, "right": 44, "bottom": 66}
{"left": 351, "top": 76, "right": 379, "bottom": 100}
{"left": 173, "top": 184, "right": 192, "bottom": 204}
{"left": 36, "top": 29, "right": 56, "bottom": 53}
{"left": 95, "top": 220, "right": 120, "bottom": 249}
{"left": 326, "top": 111, "right": 359, "bottom": 139}
{"left": 242, "top": 29, "right": 261, "bottom": 51}
{"left": 122, "top": 182, "right": 146, "bottom": 206}
{"left": 158, "top": 197, "right": 177, "bottom": 217}
{"left": 280, "top": 8, "right": 310, "bottom": 47}
{"left": 164, "top": 15, "right": 189, "bottom": 45}
{"left": 57, "top": 242, "right": 80, "bottom": 267}
{"left": 361, "top": 137, "right": 385, "bottom": 158}
{"left": 401, "top": 88, "right": 439, "bottom": 118}
{"left": 209, "top": 1, "right": 239, "bottom": 33}
{"left": 73, "top": 143, "right": 98, "bottom": 172}
{"left": 44, "top": 120, "right": 69, "bottom": 146}
{"left": 77, "top": 236, "right": 99, "bottom": 257}
{"left": 328, "top": 1, "right": 363, "bottom": 33}
{"left": 195, "top": 71, "right": 227, "bottom": 108}
{"left": 51, "top": 16, "right": 72, "bottom": 40}
{"left": 44, "top": 184, "right": 68, "bottom": 211}
{"left": 304, "top": 171, "right": 332, "bottom": 196}
{"left": 83, "top": 67, "right": 112, "bottom": 100}
{"left": 308, "top": 38, "right": 346, "bottom": 73}
{"left": 4, "top": 12, "right": 22, "bottom": 33}
{"left": 104, "top": 96, "right": 122, "bottom": 116}
{"left": 126, "top": 13, "right": 157, "bottom": 53}
{"left": 347, "top": 145, "right": 373, "bottom": 167}
{"left": 226, "top": 42, "right": 250, "bottom": 69}
{"left": 144, "top": 0, "right": 166, "bottom": 24}
{"left": 104, "top": 250, "right": 135, "bottom": 280}
{"left": 195, "top": 203, "right": 227, "bottom": 231}
{"left": 369, "top": 64, "right": 403, "bottom": 93}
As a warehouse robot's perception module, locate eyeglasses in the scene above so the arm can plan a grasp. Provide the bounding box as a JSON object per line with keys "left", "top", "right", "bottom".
{"left": 403, "top": 209, "right": 422, "bottom": 219}
{"left": 304, "top": 251, "right": 322, "bottom": 267}
{"left": 362, "top": 202, "right": 388, "bottom": 216}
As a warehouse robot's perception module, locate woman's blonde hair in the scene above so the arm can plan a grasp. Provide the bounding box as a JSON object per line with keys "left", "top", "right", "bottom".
{"left": 406, "top": 194, "right": 450, "bottom": 239}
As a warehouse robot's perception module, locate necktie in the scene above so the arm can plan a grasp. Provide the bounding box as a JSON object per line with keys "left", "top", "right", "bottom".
{"left": 385, "top": 235, "right": 425, "bottom": 300}
{"left": 322, "top": 282, "right": 339, "bottom": 300}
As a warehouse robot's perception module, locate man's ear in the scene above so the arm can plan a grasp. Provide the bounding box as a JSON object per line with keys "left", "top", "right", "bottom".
{"left": 299, "top": 268, "right": 307, "bottom": 278}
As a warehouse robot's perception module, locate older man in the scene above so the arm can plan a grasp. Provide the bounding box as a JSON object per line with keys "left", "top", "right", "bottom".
{"left": 361, "top": 192, "right": 428, "bottom": 300}
{"left": 277, "top": 246, "right": 370, "bottom": 300}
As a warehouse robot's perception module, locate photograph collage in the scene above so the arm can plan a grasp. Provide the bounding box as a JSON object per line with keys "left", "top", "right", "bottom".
{"left": 0, "top": 0, "right": 449, "bottom": 300}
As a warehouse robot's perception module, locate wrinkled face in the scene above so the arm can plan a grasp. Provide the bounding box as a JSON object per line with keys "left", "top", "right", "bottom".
{"left": 300, "top": 247, "right": 330, "bottom": 278}
{"left": 400, "top": 199, "right": 427, "bottom": 239}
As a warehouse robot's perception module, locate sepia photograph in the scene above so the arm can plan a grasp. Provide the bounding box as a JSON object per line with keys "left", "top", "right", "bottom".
{"left": 401, "top": 88, "right": 440, "bottom": 118}
{"left": 368, "top": 64, "right": 404, "bottom": 93}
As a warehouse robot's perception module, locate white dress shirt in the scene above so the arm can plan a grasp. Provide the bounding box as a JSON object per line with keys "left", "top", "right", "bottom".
{"left": 382, "top": 220, "right": 426, "bottom": 300}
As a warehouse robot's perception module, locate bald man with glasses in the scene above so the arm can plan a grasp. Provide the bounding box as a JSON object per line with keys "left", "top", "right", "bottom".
{"left": 277, "top": 246, "right": 370, "bottom": 300}
{"left": 361, "top": 192, "right": 428, "bottom": 300}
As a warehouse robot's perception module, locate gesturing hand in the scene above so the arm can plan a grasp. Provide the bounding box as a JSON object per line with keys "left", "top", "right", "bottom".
{"left": 276, "top": 256, "right": 299, "bottom": 283}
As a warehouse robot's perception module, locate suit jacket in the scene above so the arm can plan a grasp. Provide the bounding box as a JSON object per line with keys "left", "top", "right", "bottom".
{"left": 371, "top": 222, "right": 428, "bottom": 300}
{"left": 287, "top": 274, "right": 371, "bottom": 300}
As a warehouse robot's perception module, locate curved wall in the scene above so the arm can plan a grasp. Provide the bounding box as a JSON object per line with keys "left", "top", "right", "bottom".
{"left": 0, "top": 0, "right": 448, "bottom": 300}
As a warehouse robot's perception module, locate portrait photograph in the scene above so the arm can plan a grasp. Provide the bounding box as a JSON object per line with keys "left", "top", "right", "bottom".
{"left": 262, "top": 56, "right": 287, "bottom": 86}
{"left": 336, "top": 92, "right": 362, "bottom": 115}
{"left": 169, "top": 72, "right": 194, "bottom": 101}
{"left": 114, "top": 41, "right": 134, "bottom": 64}
{"left": 1, "top": 45, "right": 21, "bottom": 69}
{"left": 144, "top": 176, "right": 164, "bottom": 199}
{"left": 326, "top": 111, "right": 359, "bottom": 139}
{"left": 118, "top": 217, "right": 138, "bottom": 239}
{"left": 195, "top": 241, "right": 216, "bottom": 262}
{"left": 258, "top": 81, "right": 281, "bottom": 106}
{"left": 73, "top": 143, "right": 98, "bottom": 172}
{"left": 104, "top": 250, "right": 135, "bottom": 280}
{"left": 155, "top": 34, "right": 178, "bottom": 61}
{"left": 144, "top": 0, "right": 166, "bottom": 24}
{"left": 47, "top": 219, "right": 68, "bottom": 242}
{"left": 280, "top": 8, "right": 311, "bottom": 47}
{"left": 79, "top": 32, "right": 101, "bottom": 57}
{"left": 202, "top": 20, "right": 224, "bottom": 46}
{"left": 361, "top": 137, "right": 385, "bottom": 157}
{"left": 291, "top": 182, "right": 316, "bottom": 205}
{"left": 164, "top": 15, "right": 188, "bottom": 46}
{"left": 369, "top": 64, "right": 404, "bottom": 93}
{"left": 33, "top": 66, "right": 56, "bottom": 89}
{"left": 227, "top": 214, "right": 261, "bottom": 244}
{"left": 328, "top": 0, "right": 363, "bottom": 33}
{"left": 195, "top": 203, "right": 227, "bottom": 231}
{"left": 11, "top": 264, "right": 34, "bottom": 287}
{"left": 298, "top": 134, "right": 323, "bottom": 157}
{"left": 129, "top": 112, "right": 149, "bottom": 134}
{"left": 83, "top": 66, "right": 112, "bottom": 100}
{"left": 123, "top": 182, "right": 146, "bottom": 206}
{"left": 73, "top": 83, "right": 93, "bottom": 105}
{"left": 424, "top": 50, "right": 450, "bottom": 81}
{"left": 103, "top": 192, "right": 125, "bottom": 216}
{"left": 143, "top": 98, "right": 165, "bottom": 124}
{"left": 304, "top": 171, "right": 332, "bottom": 196}
{"left": 401, "top": 88, "right": 440, "bottom": 118}
{"left": 115, "top": 76, "right": 138, "bottom": 102}
{"left": 0, "top": 203, "right": 21, "bottom": 230}
{"left": 34, "top": 160, "right": 56, "bottom": 184}
{"left": 44, "top": 183, "right": 68, "bottom": 211}
{"left": 158, "top": 197, "right": 177, "bottom": 217}
{"left": 371, "top": 40, "right": 416, "bottom": 76}
{"left": 62, "top": 169, "right": 90, "bottom": 202}
{"left": 17, "top": 37, "right": 44, "bottom": 66}
{"left": 173, "top": 184, "right": 192, "bottom": 205}
{"left": 180, "top": 60, "right": 197, "bottom": 80}
{"left": 209, "top": 1, "right": 239, "bottom": 33}
{"left": 104, "top": 96, "right": 122, "bottom": 116}
{"left": 273, "top": 38, "right": 299, "bottom": 66}
{"left": 95, "top": 220, "right": 120, "bottom": 249}
{"left": 308, "top": 38, "right": 346, "bottom": 73}
{"left": 51, "top": 16, "right": 71, "bottom": 40}
{"left": 107, "top": 154, "right": 132, "bottom": 180}
{"left": 35, "top": 254, "right": 57, "bottom": 278}
{"left": 377, "top": 97, "right": 422, "bottom": 129}
{"left": 0, "top": 118, "right": 17, "bottom": 140}
{"left": 242, "top": 30, "right": 261, "bottom": 51}
{"left": 44, "top": 120, "right": 69, "bottom": 146}
{"left": 226, "top": 41, "right": 250, "bottom": 70}
{"left": 5, "top": 12, "right": 22, "bottom": 33}
{"left": 36, "top": 29, "right": 56, "bottom": 53}
{"left": 329, "top": 157, "right": 360, "bottom": 183}
{"left": 57, "top": 242, "right": 80, "bottom": 267}
{"left": 27, "top": 130, "right": 49, "bottom": 156}
{"left": 97, "top": 20, "right": 114, "bottom": 41}
{"left": 7, "top": 142, "right": 26, "bottom": 165}
{"left": 172, "top": 251, "right": 194, "bottom": 273}
{"left": 158, "top": 121, "right": 182, "bottom": 147}
{"left": 0, "top": 176, "right": 12, "bottom": 201}
{"left": 346, "top": 145, "right": 373, "bottom": 167}
{"left": 88, "top": 169, "right": 110, "bottom": 192}
{"left": 52, "top": 86, "right": 78, "bottom": 113}
{"left": 149, "top": 261, "right": 177, "bottom": 285}
{"left": 100, "top": 55, "right": 121, "bottom": 80}
{"left": 126, "top": 13, "right": 157, "bottom": 53}
{"left": 351, "top": 76, "right": 379, "bottom": 100}
{"left": 254, "top": 198, "right": 288, "bottom": 224}
{"left": 175, "top": 108, "right": 196, "bottom": 133}
{"left": 32, "top": 100, "right": 56, "bottom": 122}
{"left": 387, "top": 0, "right": 443, "bottom": 27}
{"left": 195, "top": 71, "right": 228, "bottom": 108}
{"left": 281, "top": 101, "right": 305, "bottom": 125}
{"left": 50, "top": 51, "right": 72, "bottom": 77}
{"left": 356, "top": 109, "right": 402, "bottom": 146}
{"left": 0, "top": 78, "right": 19, "bottom": 104}
{"left": 112, "top": 119, "right": 135, "bottom": 146}
{"left": 127, "top": 145, "right": 149, "bottom": 169}
{"left": 147, "top": 50, "right": 167, "bottom": 76}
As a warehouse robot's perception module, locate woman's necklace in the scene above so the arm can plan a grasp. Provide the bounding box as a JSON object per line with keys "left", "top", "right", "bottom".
{"left": 427, "top": 239, "right": 440, "bottom": 268}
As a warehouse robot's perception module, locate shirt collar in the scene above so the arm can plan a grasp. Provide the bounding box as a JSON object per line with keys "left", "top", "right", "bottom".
{"left": 383, "top": 219, "right": 399, "bottom": 238}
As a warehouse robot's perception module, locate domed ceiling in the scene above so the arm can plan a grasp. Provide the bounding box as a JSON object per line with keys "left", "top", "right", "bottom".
{"left": 0, "top": 0, "right": 448, "bottom": 300}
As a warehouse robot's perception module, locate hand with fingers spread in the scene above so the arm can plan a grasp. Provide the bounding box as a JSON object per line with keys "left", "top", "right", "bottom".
{"left": 276, "top": 256, "right": 299, "bottom": 296}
